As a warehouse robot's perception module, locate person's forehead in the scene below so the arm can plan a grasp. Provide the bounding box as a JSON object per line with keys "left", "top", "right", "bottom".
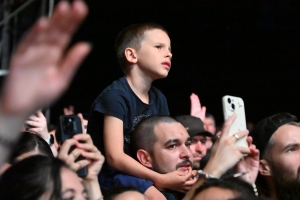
{"left": 154, "top": 122, "right": 189, "bottom": 142}
{"left": 204, "top": 117, "right": 214, "bottom": 124}
{"left": 192, "top": 135, "right": 206, "bottom": 140}
{"left": 143, "top": 29, "right": 170, "bottom": 43}
{"left": 272, "top": 124, "right": 300, "bottom": 148}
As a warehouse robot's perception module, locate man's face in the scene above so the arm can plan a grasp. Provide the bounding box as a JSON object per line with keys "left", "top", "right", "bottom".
{"left": 190, "top": 135, "right": 207, "bottom": 169}
{"left": 150, "top": 122, "right": 192, "bottom": 174}
{"left": 135, "top": 29, "right": 172, "bottom": 80}
{"left": 204, "top": 117, "right": 216, "bottom": 134}
{"left": 265, "top": 125, "right": 300, "bottom": 198}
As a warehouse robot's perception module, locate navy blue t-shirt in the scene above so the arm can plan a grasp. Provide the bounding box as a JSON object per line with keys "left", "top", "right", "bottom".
{"left": 87, "top": 76, "right": 169, "bottom": 190}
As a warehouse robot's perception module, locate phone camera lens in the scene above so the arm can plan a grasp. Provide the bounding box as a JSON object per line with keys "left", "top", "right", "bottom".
{"left": 227, "top": 98, "right": 231, "bottom": 104}
{"left": 231, "top": 103, "right": 235, "bottom": 110}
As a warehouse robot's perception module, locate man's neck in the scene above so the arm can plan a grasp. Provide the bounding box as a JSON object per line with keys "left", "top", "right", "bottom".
{"left": 125, "top": 72, "right": 153, "bottom": 104}
{"left": 266, "top": 177, "right": 278, "bottom": 200}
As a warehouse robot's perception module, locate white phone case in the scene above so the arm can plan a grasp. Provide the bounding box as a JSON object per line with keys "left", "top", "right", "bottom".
{"left": 222, "top": 95, "right": 248, "bottom": 147}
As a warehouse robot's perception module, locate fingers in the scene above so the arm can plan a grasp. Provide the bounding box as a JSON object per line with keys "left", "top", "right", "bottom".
{"left": 73, "top": 133, "right": 93, "bottom": 144}
{"left": 229, "top": 130, "right": 249, "bottom": 143}
{"left": 236, "top": 146, "right": 251, "bottom": 155}
{"left": 58, "top": 138, "right": 77, "bottom": 159}
{"left": 247, "top": 136, "right": 253, "bottom": 147}
{"left": 81, "top": 150, "right": 104, "bottom": 163}
{"left": 76, "top": 141, "right": 97, "bottom": 152}
{"left": 59, "top": 42, "right": 91, "bottom": 82}
{"left": 220, "top": 114, "right": 237, "bottom": 138}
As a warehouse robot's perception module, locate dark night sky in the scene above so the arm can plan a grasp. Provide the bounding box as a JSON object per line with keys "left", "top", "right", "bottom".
{"left": 43, "top": 0, "right": 300, "bottom": 125}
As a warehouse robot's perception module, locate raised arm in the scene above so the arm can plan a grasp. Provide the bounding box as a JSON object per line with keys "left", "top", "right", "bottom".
{"left": 0, "top": 0, "right": 90, "bottom": 168}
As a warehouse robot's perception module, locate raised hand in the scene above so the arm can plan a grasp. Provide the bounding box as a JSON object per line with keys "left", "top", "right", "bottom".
{"left": 235, "top": 136, "right": 260, "bottom": 184}
{"left": 190, "top": 93, "right": 206, "bottom": 122}
{"left": 25, "top": 110, "right": 49, "bottom": 140}
{"left": 203, "top": 114, "right": 250, "bottom": 177}
{"left": 0, "top": 0, "right": 90, "bottom": 116}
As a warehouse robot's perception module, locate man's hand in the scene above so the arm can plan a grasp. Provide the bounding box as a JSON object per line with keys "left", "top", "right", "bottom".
{"left": 0, "top": 0, "right": 90, "bottom": 116}
{"left": 190, "top": 93, "right": 206, "bottom": 122}
{"left": 203, "top": 115, "right": 250, "bottom": 177}
{"left": 235, "top": 136, "right": 260, "bottom": 184}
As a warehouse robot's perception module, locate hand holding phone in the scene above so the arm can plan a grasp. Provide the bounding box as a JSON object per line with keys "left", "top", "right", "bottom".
{"left": 222, "top": 95, "right": 248, "bottom": 148}
{"left": 56, "top": 115, "right": 88, "bottom": 178}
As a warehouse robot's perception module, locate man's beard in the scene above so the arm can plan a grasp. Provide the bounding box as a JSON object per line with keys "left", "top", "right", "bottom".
{"left": 271, "top": 162, "right": 300, "bottom": 200}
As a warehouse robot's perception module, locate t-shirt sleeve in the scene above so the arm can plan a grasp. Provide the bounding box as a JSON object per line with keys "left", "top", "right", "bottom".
{"left": 93, "top": 91, "right": 127, "bottom": 121}
{"left": 160, "top": 93, "right": 170, "bottom": 116}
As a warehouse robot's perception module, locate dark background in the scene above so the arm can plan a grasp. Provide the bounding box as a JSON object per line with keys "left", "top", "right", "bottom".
{"left": 9, "top": 0, "right": 300, "bottom": 126}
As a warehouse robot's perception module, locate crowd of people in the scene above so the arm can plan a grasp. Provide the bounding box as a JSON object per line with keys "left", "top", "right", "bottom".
{"left": 0, "top": 1, "right": 299, "bottom": 200}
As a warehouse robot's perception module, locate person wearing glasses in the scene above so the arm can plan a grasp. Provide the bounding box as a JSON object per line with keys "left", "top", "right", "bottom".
{"left": 250, "top": 113, "right": 300, "bottom": 200}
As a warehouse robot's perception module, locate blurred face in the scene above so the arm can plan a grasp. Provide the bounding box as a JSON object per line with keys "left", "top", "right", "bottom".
{"left": 204, "top": 117, "right": 216, "bottom": 134}
{"left": 150, "top": 122, "right": 192, "bottom": 173}
{"left": 61, "top": 167, "right": 87, "bottom": 200}
{"left": 113, "top": 191, "right": 148, "bottom": 200}
{"left": 190, "top": 135, "right": 207, "bottom": 169}
{"left": 135, "top": 29, "right": 172, "bottom": 80}
{"left": 263, "top": 124, "right": 300, "bottom": 199}
{"left": 192, "top": 187, "right": 237, "bottom": 200}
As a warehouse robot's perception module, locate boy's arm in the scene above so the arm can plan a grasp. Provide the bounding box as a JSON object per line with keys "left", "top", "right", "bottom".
{"left": 104, "top": 115, "right": 196, "bottom": 192}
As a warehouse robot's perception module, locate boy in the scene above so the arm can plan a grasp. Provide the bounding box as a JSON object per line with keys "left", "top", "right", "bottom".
{"left": 88, "top": 23, "right": 195, "bottom": 198}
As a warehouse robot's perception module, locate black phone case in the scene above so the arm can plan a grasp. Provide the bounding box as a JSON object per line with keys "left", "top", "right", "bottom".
{"left": 56, "top": 115, "right": 88, "bottom": 178}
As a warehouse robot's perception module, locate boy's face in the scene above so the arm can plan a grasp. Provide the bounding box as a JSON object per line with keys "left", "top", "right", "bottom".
{"left": 135, "top": 29, "right": 172, "bottom": 80}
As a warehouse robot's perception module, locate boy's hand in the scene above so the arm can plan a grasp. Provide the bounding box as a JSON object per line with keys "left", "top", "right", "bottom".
{"left": 155, "top": 168, "right": 197, "bottom": 192}
{"left": 0, "top": 0, "right": 90, "bottom": 116}
{"left": 190, "top": 93, "right": 206, "bottom": 122}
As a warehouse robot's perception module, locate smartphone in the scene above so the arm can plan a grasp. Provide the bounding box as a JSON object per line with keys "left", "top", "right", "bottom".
{"left": 56, "top": 115, "right": 88, "bottom": 178}
{"left": 222, "top": 95, "right": 248, "bottom": 147}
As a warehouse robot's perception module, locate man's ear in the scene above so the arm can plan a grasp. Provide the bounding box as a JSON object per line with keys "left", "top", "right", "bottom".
{"left": 259, "top": 159, "right": 272, "bottom": 176}
{"left": 136, "top": 149, "right": 153, "bottom": 168}
{"left": 124, "top": 48, "right": 137, "bottom": 64}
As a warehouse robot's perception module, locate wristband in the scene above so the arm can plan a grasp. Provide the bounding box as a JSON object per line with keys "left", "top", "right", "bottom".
{"left": 197, "top": 170, "right": 218, "bottom": 179}
{"left": 45, "top": 134, "right": 54, "bottom": 145}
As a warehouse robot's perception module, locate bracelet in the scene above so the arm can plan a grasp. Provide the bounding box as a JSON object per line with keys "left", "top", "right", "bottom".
{"left": 197, "top": 170, "right": 218, "bottom": 179}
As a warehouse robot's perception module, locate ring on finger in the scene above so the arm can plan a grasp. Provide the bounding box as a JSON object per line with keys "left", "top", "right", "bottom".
{"left": 72, "top": 152, "right": 79, "bottom": 158}
{"left": 233, "top": 134, "right": 239, "bottom": 140}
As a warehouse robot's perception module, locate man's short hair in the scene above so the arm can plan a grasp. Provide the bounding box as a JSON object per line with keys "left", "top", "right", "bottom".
{"left": 115, "top": 22, "right": 168, "bottom": 72}
{"left": 131, "top": 115, "right": 178, "bottom": 156}
{"left": 205, "top": 112, "right": 215, "bottom": 124}
{"left": 249, "top": 112, "right": 298, "bottom": 159}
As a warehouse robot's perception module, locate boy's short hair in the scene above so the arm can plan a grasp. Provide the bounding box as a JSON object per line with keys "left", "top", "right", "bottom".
{"left": 115, "top": 22, "right": 168, "bottom": 73}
